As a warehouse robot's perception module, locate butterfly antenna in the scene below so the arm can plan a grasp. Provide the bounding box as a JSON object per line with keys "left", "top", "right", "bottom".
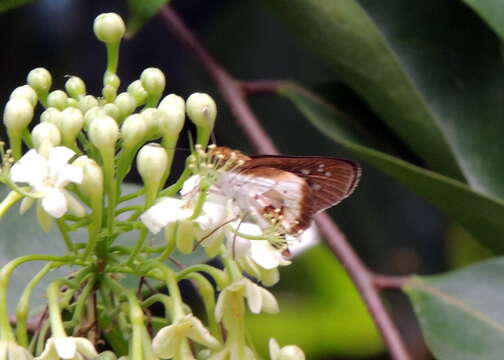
{"left": 192, "top": 215, "right": 240, "bottom": 251}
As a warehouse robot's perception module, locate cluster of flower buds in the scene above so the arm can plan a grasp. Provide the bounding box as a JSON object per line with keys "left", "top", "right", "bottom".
{"left": 0, "top": 12, "right": 306, "bottom": 360}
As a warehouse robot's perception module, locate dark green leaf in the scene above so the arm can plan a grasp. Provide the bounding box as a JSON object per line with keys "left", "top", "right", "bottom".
{"left": 0, "top": 0, "right": 34, "bottom": 13}
{"left": 406, "top": 258, "right": 504, "bottom": 360}
{"left": 126, "top": 0, "right": 170, "bottom": 36}
{"left": 265, "top": 0, "right": 504, "bottom": 200}
{"left": 461, "top": 0, "right": 504, "bottom": 41}
{"left": 279, "top": 84, "right": 504, "bottom": 252}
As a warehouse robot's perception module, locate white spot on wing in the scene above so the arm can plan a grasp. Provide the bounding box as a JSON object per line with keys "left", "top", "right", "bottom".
{"left": 301, "top": 169, "right": 311, "bottom": 175}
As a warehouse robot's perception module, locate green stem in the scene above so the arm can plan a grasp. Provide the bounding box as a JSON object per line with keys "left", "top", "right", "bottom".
{"left": 106, "top": 42, "right": 120, "bottom": 74}
{"left": 115, "top": 205, "right": 142, "bottom": 216}
{"left": 159, "top": 264, "right": 184, "bottom": 321}
{"left": 0, "top": 255, "right": 70, "bottom": 341}
{"left": 0, "top": 191, "right": 23, "bottom": 219}
{"left": 70, "top": 277, "right": 96, "bottom": 332}
{"left": 176, "top": 264, "right": 228, "bottom": 290}
{"left": 189, "top": 188, "right": 208, "bottom": 220}
{"left": 159, "top": 168, "right": 191, "bottom": 197}
{"left": 16, "top": 263, "right": 55, "bottom": 346}
{"left": 126, "top": 228, "right": 149, "bottom": 265}
{"left": 155, "top": 222, "right": 177, "bottom": 262}
{"left": 56, "top": 219, "right": 76, "bottom": 253}
{"left": 83, "top": 195, "right": 104, "bottom": 260}
{"left": 47, "top": 280, "right": 73, "bottom": 337}
{"left": 119, "top": 188, "right": 145, "bottom": 203}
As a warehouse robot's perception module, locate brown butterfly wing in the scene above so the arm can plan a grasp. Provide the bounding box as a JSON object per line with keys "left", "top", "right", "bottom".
{"left": 243, "top": 155, "right": 361, "bottom": 215}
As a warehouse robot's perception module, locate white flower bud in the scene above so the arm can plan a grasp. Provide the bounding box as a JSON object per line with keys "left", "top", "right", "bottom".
{"left": 140, "top": 67, "right": 165, "bottom": 99}
{"left": 40, "top": 107, "right": 62, "bottom": 126}
{"left": 65, "top": 76, "right": 86, "bottom": 99}
{"left": 102, "top": 85, "right": 117, "bottom": 102}
{"left": 114, "top": 92, "right": 136, "bottom": 119}
{"left": 93, "top": 13, "right": 125, "bottom": 43}
{"left": 269, "top": 339, "right": 305, "bottom": 360}
{"left": 186, "top": 93, "right": 217, "bottom": 128}
{"left": 10, "top": 85, "right": 38, "bottom": 107}
{"left": 158, "top": 94, "right": 185, "bottom": 136}
{"left": 140, "top": 108, "right": 160, "bottom": 135}
{"left": 3, "top": 98, "right": 33, "bottom": 135}
{"left": 121, "top": 114, "right": 146, "bottom": 147}
{"left": 137, "top": 143, "right": 167, "bottom": 189}
{"left": 78, "top": 95, "right": 99, "bottom": 113}
{"left": 32, "top": 122, "right": 61, "bottom": 150}
{"left": 74, "top": 156, "right": 104, "bottom": 199}
{"left": 47, "top": 90, "right": 68, "bottom": 110}
{"left": 60, "top": 107, "right": 84, "bottom": 143}
{"left": 84, "top": 106, "right": 107, "bottom": 130}
{"left": 88, "top": 116, "right": 119, "bottom": 151}
{"left": 127, "top": 80, "right": 148, "bottom": 106}
{"left": 104, "top": 72, "right": 120, "bottom": 89}
{"left": 27, "top": 67, "right": 52, "bottom": 95}
{"left": 103, "top": 103, "right": 120, "bottom": 120}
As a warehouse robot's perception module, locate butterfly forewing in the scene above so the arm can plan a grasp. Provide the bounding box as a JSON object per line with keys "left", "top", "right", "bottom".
{"left": 243, "top": 155, "right": 361, "bottom": 214}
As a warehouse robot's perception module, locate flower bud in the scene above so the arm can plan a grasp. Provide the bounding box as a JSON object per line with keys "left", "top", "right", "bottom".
{"left": 114, "top": 92, "right": 136, "bottom": 120}
{"left": 60, "top": 107, "right": 84, "bottom": 144}
{"left": 10, "top": 85, "right": 38, "bottom": 107}
{"left": 137, "top": 143, "right": 167, "bottom": 192}
{"left": 84, "top": 106, "right": 107, "bottom": 130}
{"left": 78, "top": 95, "right": 99, "bottom": 113}
{"left": 88, "top": 116, "right": 119, "bottom": 152}
{"left": 103, "top": 103, "right": 120, "bottom": 120}
{"left": 74, "top": 156, "right": 104, "bottom": 199}
{"left": 94, "top": 13, "right": 125, "bottom": 43}
{"left": 102, "top": 85, "right": 117, "bottom": 102}
{"left": 121, "top": 114, "right": 146, "bottom": 148}
{"left": 176, "top": 219, "right": 196, "bottom": 254}
{"left": 65, "top": 76, "right": 86, "bottom": 99}
{"left": 140, "top": 108, "right": 160, "bottom": 136}
{"left": 127, "top": 80, "right": 148, "bottom": 106}
{"left": 186, "top": 93, "right": 217, "bottom": 129}
{"left": 27, "top": 67, "right": 52, "bottom": 95}
{"left": 40, "top": 107, "right": 62, "bottom": 126}
{"left": 269, "top": 339, "right": 305, "bottom": 360}
{"left": 3, "top": 98, "right": 33, "bottom": 136}
{"left": 47, "top": 90, "right": 68, "bottom": 110}
{"left": 158, "top": 94, "right": 185, "bottom": 137}
{"left": 140, "top": 67, "right": 165, "bottom": 100}
{"left": 32, "top": 122, "right": 61, "bottom": 150}
{"left": 104, "top": 72, "right": 120, "bottom": 89}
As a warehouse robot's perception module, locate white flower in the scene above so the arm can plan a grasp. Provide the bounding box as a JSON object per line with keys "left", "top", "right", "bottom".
{"left": 10, "top": 146, "right": 84, "bottom": 218}
{"left": 0, "top": 340, "right": 33, "bottom": 360}
{"left": 269, "top": 339, "right": 305, "bottom": 360}
{"left": 215, "top": 278, "right": 279, "bottom": 319}
{"left": 206, "top": 346, "right": 255, "bottom": 360}
{"left": 152, "top": 314, "right": 219, "bottom": 359}
{"left": 35, "top": 337, "right": 98, "bottom": 360}
{"left": 140, "top": 197, "right": 192, "bottom": 234}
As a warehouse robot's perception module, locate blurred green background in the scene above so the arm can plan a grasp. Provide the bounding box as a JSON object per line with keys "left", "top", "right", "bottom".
{"left": 2, "top": 1, "right": 488, "bottom": 359}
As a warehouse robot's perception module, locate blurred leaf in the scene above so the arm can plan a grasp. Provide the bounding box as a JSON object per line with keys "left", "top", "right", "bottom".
{"left": 126, "top": 0, "right": 170, "bottom": 36}
{"left": 445, "top": 224, "right": 492, "bottom": 269}
{"left": 248, "top": 245, "right": 383, "bottom": 358}
{"left": 279, "top": 84, "right": 504, "bottom": 252}
{"left": 461, "top": 0, "right": 504, "bottom": 41}
{"left": 0, "top": 0, "right": 34, "bottom": 13}
{"left": 406, "top": 258, "right": 504, "bottom": 360}
{"left": 265, "top": 0, "right": 504, "bottom": 200}
{"left": 0, "top": 184, "right": 206, "bottom": 313}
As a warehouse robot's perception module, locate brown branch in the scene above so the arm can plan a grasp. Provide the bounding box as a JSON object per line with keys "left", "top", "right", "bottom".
{"left": 159, "top": 6, "right": 412, "bottom": 360}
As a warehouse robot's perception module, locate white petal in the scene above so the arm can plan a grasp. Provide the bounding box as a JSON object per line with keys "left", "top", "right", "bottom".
{"left": 47, "top": 147, "right": 75, "bottom": 180}
{"left": 185, "top": 315, "right": 220, "bottom": 349}
{"left": 214, "top": 288, "right": 232, "bottom": 322}
{"left": 20, "top": 197, "right": 35, "bottom": 214}
{"left": 152, "top": 325, "right": 180, "bottom": 358}
{"left": 55, "top": 165, "right": 83, "bottom": 188}
{"left": 288, "top": 225, "right": 320, "bottom": 257}
{"left": 180, "top": 175, "right": 200, "bottom": 196}
{"left": 41, "top": 189, "right": 67, "bottom": 218}
{"left": 258, "top": 287, "right": 279, "bottom": 314}
{"left": 10, "top": 149, "right": 47, "bottom": 187}
{"left": 269, "top": 338, "right": 281, "bottom": 360}
{"left": 140, "top": 197, "right": 191, "bottom": 234}
{"left": 74, "top": 337, "right": 98, "bottom": 358}
{"left": 64, "top": 192, "right": 86, "bottom": 217}
{"left": 53, "top": 337, "right": 76, "bottom": 359}
{"left": 245, "top": 280, "right": 263, "bottom": 314}
{"left": 201, "top": 201, "right": 227, "bottom": 226}
{"left": 250, "top": 241, "right": 281, "bottom": 270}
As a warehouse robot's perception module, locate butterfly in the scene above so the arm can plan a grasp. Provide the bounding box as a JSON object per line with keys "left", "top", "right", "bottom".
{"left": 204, "top": 146, "right": 361, "bottom": 236}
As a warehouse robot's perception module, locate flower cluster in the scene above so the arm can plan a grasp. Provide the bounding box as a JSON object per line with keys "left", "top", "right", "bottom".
{"left": 0, "top": 12, "right": 309, "bottom": 360}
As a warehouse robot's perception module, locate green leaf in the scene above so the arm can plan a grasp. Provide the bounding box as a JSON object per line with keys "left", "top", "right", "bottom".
{"left": 0, "top": 0, "right": 34, "bottom": 13}
{"left": 279, "top": 84, "right": 504, "bottom": 253}
{"left": 265, "top": 0, "right": 504, "bottom": 200}
{"left": 461, "top": 0, "right": 504, "bottom": 41}
{"left": 405, "top": 258, "right": 504, "bottom": 360}
{"left": 126, "top": 0, "right": 170, "bottom": 36}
